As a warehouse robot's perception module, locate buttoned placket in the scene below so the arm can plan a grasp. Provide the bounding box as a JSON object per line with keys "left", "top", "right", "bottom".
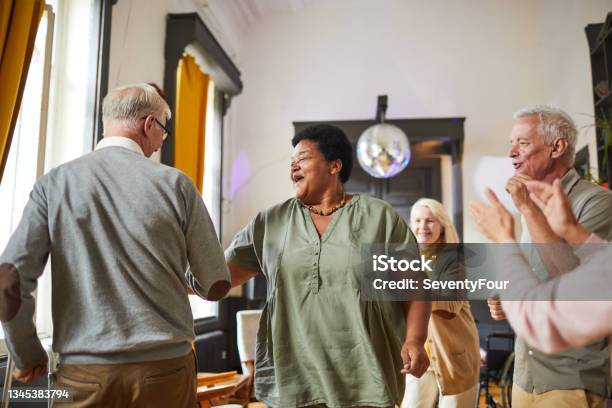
{"left": 303, "top": 203, "right": 346, "bottom": 294}
{"left": 303, "top": 205, "right": 323, "bottom": 294}
{"left": 310, "top": 240, "right": 321, "bottom": 293}
{"left": 520, "top": 340, "right": 535, "bottom": 392}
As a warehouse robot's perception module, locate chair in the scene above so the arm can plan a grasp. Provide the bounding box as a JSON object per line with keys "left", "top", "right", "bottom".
{"left": 195, "top": 310, "right": 262, "bottom": 408}
{"left": 479, "top": 331, "right": 515, "bottom": 408}
{"left": 235, "top": 309, "right": 263, "bottom": 405}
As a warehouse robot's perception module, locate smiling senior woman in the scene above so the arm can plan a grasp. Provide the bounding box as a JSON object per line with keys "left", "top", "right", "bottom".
{"left": 403, "top": 199, "right": 480, "bottom": 408}
{"left": 225, "top": 124, "right": 431, "bottom": 408}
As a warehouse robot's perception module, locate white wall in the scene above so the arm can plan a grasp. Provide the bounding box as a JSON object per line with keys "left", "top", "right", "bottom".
{"left": 107, "top": 0, "right": 239, "bottom": 195}
{"left": 107, "top": 0, "right": 612, "bottom": 244}
{"left": 109, "top": 0, "right": 194, "bottom": 87}
{"left": 108, "top": 0, "right": 242, "bottom": 87}
{"left": 222, "top": 0, "right": 611, "bottom": 243}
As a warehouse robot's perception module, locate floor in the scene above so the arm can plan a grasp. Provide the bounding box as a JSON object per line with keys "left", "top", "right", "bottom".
{"left": 478, "top": 383, "right": 503, "bottom": 408}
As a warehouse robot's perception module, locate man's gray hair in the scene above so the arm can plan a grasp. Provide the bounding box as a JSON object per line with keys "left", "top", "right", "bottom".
{"left": 513, "top": 105, "right": 577, "bottom": 163}
{"left": 102, "top": 83, "right": 171, "bottom": 130}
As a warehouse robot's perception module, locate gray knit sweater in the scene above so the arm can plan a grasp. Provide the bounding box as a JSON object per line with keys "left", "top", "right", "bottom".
{"left": 0, "top": 145, "right": 229, "bottom": 368}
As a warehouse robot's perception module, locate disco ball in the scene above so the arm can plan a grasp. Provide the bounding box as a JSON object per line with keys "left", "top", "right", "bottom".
{"left": 356, "top": 123, "right": 411, "bottom": 178}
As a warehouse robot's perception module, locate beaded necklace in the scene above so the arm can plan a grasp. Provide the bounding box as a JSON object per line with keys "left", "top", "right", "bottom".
{"left": 300, "top": 193, "right": 347, "bottom": 216}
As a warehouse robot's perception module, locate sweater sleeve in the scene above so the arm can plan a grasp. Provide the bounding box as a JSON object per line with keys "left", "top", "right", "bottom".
{"left": 182, "top": 178, "right": 231, "bottom": 300}
{"left": 0, "top": 181, "right": 50, "bottom": 369}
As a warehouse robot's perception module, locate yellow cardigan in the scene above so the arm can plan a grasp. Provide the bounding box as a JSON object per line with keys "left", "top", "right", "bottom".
{"left": 423, "top": 247, "right": 480, "bottom": 395}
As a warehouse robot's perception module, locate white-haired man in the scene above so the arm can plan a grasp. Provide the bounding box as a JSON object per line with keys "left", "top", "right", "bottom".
{"left": 0, "top": 83, "right": 230, "bottom": 407}
{"left": 488, "top": 106, "right": 612, "bottom": 407}
{"left": 471, "top": 180, "right": 612, "bottom": 354}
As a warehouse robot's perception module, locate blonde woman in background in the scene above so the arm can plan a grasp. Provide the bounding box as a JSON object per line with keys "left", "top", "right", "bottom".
{"left": 402, "top": 198, "right": 480, "bottom": 408}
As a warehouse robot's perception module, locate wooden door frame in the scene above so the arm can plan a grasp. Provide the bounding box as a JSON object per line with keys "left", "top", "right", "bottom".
{"left": 162, "top": 12, "right": 243, "bottom": 167}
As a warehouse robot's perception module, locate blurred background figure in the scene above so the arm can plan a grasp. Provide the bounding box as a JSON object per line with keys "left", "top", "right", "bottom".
{"left": 403, "top": 198, "right": 480, "bottom": 408}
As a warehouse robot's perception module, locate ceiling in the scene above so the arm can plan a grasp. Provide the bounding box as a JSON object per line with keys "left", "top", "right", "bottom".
{"left": 192, "top": 0, "right": 316, "bottom": 63}
{"left": 201, "top": 0, "right": 311, "bottom": 28}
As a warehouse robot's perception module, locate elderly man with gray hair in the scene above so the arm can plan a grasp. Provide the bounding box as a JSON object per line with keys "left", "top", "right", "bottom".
{"left": 0, "top": 83, "right": 230, "bottom": 407}
{"left": 487, "top": 105, "right": 612, "bottom": 407}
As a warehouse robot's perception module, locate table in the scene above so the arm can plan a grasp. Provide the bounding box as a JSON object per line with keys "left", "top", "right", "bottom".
{"left": 196, "top": 371, "right": 249, "bottom": 408}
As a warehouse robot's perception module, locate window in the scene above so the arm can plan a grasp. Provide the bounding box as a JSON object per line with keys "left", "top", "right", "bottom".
{"left": 0, "top": 0, "right": 101, "bottom": 347}
{"left": 0, "top": 6, "right": 51, "bottom": 257}
{"left": 0, "top": 2, "right": 54, "bottom": 342}
{"left": 189, "top": 78, "right": 222, "bottom": 321}
{"left": 203, "top": 81, "right": 222, "bottom": 234}
{"left": 188, "top": 293, "right": 219, "bottom": 321}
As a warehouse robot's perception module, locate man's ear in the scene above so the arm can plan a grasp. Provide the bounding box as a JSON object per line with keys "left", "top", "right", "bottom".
{"left": 550, "top": 137, "right": 568, "bottom": 160}
{"left": 142, "top": 115, "right": 154, "bottom": 137}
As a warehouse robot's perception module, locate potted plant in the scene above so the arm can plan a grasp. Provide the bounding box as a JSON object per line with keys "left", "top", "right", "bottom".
{"left": 578, "top": 112, "right": 612, "bottom": 188}
{"left": 594, "top": 113, "right": 612, "bottom": 188}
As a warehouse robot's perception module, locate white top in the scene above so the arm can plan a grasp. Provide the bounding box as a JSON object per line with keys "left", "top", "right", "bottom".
{"left": 95, "top": 136, "right": 144, "bottom": 156}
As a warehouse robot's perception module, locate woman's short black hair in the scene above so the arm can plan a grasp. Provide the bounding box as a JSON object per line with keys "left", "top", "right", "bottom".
{"left": 291, "top": 124, "right": 353, "bottom": 184}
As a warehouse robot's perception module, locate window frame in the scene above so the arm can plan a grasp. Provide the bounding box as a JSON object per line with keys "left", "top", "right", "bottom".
{"left": 194, "top": 298, "right": 230, "bottom": 334}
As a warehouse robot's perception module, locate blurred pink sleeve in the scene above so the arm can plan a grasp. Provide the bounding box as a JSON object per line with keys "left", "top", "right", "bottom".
{"left": 501, "top": 234, "right": 612, "bottom": 353}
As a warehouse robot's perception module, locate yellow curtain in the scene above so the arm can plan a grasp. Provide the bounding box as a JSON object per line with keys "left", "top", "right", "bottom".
{"left": 0, "top": 0, "right": 45, "bottom": 182}
{"left": 175, "top": 54, "right": 209, "bottom": 193}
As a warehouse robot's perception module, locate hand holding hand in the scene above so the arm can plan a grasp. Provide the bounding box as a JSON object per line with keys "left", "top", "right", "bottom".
{"left": 401, "top": 340, "right": 429, "bottom": 378}
{"left": 469, "top": 188, "right": 515, "bottom": 242}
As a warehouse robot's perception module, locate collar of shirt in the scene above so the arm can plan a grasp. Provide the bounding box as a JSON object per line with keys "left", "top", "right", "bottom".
{"left": 560, "top": 167, "right": 580, "bottom": 195}
{"left": 95, "top": 136, "right": 144, "bottom": 156}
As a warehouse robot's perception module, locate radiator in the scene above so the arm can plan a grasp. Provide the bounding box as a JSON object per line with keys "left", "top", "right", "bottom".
{"left": 194, "top": 330, "right": 228, "bottom": 372}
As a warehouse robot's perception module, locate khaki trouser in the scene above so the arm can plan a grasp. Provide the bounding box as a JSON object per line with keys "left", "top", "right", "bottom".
{"left": 52, "top": 352, "right": 197, "bottom": 408}
{"left": 512, "top": 385, "right": 606, "bottom": 408}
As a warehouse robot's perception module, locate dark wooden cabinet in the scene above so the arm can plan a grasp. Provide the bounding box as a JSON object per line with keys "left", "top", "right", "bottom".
{"left": 586, "top": 12, "right": 612, "bottom": 188}
{"left": 379, "top": 157, "right": 442, "bottom": 223}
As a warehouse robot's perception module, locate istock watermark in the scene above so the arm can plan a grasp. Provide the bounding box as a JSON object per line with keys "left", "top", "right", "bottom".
{"left": 358, "top": 242, "right": 612, "bottom": 302}
{"left": 372, "top": 277, "right": 509, "bottom": 292}
{"left": 372, "top": 254, "right": 434, "bottom": 272}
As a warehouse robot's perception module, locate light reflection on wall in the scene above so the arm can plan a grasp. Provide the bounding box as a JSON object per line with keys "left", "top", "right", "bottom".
{"left": 229, "top": 151, "right": 252, "bottom": 199}
{"left": 471, "top": 156, "right": 517, "bottom": 213}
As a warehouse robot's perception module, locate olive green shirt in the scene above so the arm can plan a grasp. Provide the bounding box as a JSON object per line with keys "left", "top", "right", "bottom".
{"left": 225, "top": 194, "right": 419, "bottom": 408}
{"left": 515, "top": 168, "right": 612, "bottom": 396}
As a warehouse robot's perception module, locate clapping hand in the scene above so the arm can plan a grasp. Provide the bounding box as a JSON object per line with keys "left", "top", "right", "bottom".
{"left": 525, "top": 179, "right": 576, "bottom": 239}
{"left": 505, "top": 174, "right": 533, "bottom": 212}
{"left": 469, "top": 188, "right": 515, "bottom": 242}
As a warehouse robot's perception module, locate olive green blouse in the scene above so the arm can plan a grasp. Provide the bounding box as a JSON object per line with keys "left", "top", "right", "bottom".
{"left": 225, "top": 194, "right": 419, "bottom": 408}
